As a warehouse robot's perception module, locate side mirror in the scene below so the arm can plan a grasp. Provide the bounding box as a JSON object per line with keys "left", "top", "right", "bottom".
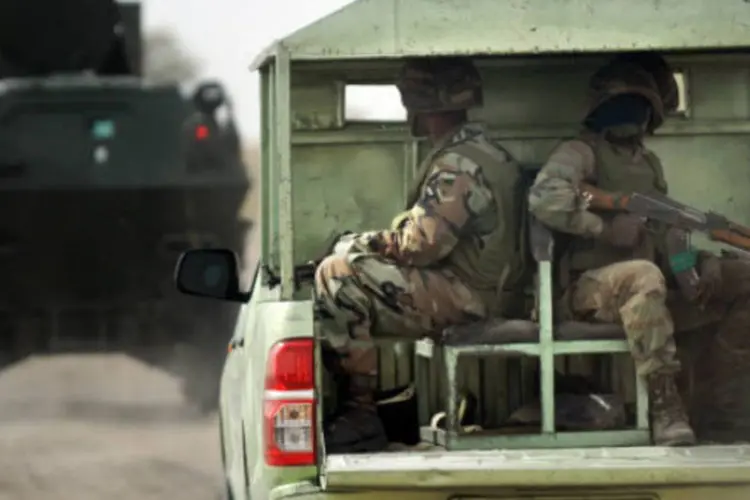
{"left": 174, "top": 249, "right": 249, "bottom": 302}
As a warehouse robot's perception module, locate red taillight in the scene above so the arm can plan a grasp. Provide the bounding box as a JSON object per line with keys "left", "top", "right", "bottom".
{"left": 195, "top": 124, "right": 209, "bottom": 140}
{"left": 265, "top": 339, "right": 314, "bottom": 391}
{"left": 264, "top": 338, "right": 315, "bottom": 467}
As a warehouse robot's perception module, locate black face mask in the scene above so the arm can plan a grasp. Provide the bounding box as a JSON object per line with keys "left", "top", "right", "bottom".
{"left": 585, "top": 94, "right": 652, "bottom": 133}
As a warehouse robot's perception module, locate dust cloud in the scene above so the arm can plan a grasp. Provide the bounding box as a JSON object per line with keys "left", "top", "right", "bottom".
{"left": 0, "top": 354, "right": 224, "bottom": 500}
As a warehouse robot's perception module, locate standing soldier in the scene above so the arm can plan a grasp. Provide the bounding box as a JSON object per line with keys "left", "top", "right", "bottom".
{"left": 314, "top": 57, "right": 526, "bottom": 453}
{"left": 528, "top": 59, "right": 697, "bottom": 446}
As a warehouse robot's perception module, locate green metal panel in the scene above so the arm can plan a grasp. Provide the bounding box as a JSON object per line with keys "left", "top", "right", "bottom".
{"left": 275, "top": 47, "right": 295, "bottom": 299}
{"left": 291, "top": 80, "right": 344, "bottom": 131}
{"left": 260, "top": 66, "right": 273, "bottom": 266}
{"left": 241, "top": 294, "right": 318, "bottom": 498}
{"left": 323, "top": 445, "right": 750, "bottom": 489}
{"left": 251, "top": 0, "right": 750, "bottom": 68}
{"left": 290, "top": 142, "right": 408, "bottom": 263}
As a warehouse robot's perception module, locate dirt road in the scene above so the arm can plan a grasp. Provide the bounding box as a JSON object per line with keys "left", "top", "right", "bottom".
{"left": 0, "top": 354, "right": 224, "bottom": 500}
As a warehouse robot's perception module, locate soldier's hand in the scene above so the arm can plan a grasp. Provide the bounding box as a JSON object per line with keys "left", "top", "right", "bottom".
{"left": 696, "top": 253, "right": 722, "bottom": 308}
{"left": 598, "top": 214, "right": 645, "bottom": 249}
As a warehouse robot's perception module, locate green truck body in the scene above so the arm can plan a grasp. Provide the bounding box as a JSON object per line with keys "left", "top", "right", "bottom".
{"left": 177, "top": 0, "right": 750, "bottom": 497}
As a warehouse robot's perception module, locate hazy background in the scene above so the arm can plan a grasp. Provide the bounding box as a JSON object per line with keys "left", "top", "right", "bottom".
{"left": 0, "top": 3, "right": 407, "bottom": 499}
{"left": 142, "top": 0, "right": 357, "bottom": 139}
{"left": 1, "top": 4, "right": 377, "bottom": 499}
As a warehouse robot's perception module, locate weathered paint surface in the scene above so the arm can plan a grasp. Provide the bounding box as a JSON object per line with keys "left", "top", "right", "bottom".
{"left": 252, "top": 0, "right": 750, "bottom": 67}
{"left": 323, "top": 446, "right": 750, "bottom": 489}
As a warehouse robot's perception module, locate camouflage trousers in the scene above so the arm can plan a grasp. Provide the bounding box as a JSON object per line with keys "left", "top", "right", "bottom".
{"left": 674, "top": 256, "right": 750, "bottom": 440}
{"left": 314, "top": 252, "right": 486, "bottom": 383}
{"left": 566, "top": 259, "right": 677, "bottom": 377}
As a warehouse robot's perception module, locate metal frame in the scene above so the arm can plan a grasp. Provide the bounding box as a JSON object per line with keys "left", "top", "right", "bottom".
{"left": 250, "top": 0, "right": 750, "bottom": 69}
{"left": 274, "top": 46, "right": 294, "bottom": 300}
{"left": 260, "top": 44, "right": 296, "bottom": 299}
{"left": 289, "top": 120, "right": 750, "bottom": 146}
{"left": 414, "top": 223, "right": 650, "bottom": 450}
{"left": 259, "top": 64, "right": 273, "bottom": 270}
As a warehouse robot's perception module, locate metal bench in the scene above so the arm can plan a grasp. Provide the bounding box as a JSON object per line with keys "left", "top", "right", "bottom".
{"left": 414, "top": 216, "right": 650, "bottom": 450}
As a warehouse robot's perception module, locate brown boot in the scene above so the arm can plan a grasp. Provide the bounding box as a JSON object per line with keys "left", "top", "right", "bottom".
{"left": 324, "top": 376, "right": 388, "bottom": 454}
{"left": 648, "top": 372, "right": 696, "bottom": 446}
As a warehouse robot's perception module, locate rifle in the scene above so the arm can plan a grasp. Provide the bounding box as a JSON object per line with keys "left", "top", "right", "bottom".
{"left": 580, "top": 183, "right": 750, "bottom": 300}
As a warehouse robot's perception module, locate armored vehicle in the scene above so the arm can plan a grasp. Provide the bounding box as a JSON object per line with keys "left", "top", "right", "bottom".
{"left": 0, "top": 0, "right": 250, "bottom": 410}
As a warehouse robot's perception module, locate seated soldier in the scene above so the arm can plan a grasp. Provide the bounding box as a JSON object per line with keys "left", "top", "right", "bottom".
{"left": 528, "top": 58, "right": 696, "bottom": 446}
{"left": 314, "top": 57, "right": 527, "bottom": 453}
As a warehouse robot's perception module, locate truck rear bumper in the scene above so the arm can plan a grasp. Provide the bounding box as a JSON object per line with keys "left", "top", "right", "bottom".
{"left": 271, "top": 480, "right": 750, "bottom": 500}
{"left": 270, "top": 482, "right": 325, "bottom": 500}
{"left": 322, "top": 445, "right": 750, "bottom": 490}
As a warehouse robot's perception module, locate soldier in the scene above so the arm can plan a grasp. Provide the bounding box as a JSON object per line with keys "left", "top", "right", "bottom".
{"left": 314, "top": 57, "right": 526, "bottom": 453}
{"left": 528, "top": 58, "right": 697, "bottom": 446}
{"left": 619, "top": 52, "right": 750, "bottom": 441}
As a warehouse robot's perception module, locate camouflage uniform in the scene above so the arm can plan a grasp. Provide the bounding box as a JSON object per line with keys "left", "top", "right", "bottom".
{"left": 681, "top": 255, "right": 750, "bottom": 441}
{"left": 621, "top": 52, "right": 750, "bottom": 441}
{"left": 315, "top": 57, "right": 524, "bottom": 453}
{"left": 528, "top": 59, "right": 696, "bottom": 446}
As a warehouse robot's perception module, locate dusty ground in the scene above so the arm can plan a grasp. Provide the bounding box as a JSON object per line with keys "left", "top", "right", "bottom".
{"left": 0, "top": 354, "right": 224, "bottom": 500}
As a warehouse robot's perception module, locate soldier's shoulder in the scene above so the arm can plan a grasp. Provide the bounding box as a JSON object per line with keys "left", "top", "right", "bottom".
{"left": 432, "top": 148, "right": 483, "bottom": 176}
{"left": 546, "top": 136, "right": 596, "bottom": 168}
{"left": 554, "top": 134, "right": 596, "bottom": 152}
{"left": 443, "top": 135, "right": 516, "bottom": 168}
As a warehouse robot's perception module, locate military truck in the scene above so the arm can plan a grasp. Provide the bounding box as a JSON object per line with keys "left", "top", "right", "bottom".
{"left": 0, "top": 0, "right": 250, "bottom": 410}
{"left": 174, "top": 0, "right": 750, "bottom": 498}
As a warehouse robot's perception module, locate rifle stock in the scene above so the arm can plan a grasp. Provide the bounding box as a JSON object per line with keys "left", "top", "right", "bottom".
{"left": 580, "top": 183, "right": 631, "bottom": 211}
{"left": 579, "top": 182, "right": 750, "bottom": 254}
{"left": 709, "top": 228, "right": 750, "bottom": 253}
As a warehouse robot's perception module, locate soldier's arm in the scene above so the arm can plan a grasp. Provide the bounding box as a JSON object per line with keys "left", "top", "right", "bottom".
{"left": 357, "top": 151, "right": 496, "bottom": 267}
{"left": 528, "top": 139, "right": 603, "bottom": 237}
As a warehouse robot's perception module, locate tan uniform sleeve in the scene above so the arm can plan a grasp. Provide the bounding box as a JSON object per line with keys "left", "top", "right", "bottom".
{"left": 357, "top": 151, "right": 497, "bottom": 267}
{"left": 528, "top": 139, "right": 604, "bottom": 237}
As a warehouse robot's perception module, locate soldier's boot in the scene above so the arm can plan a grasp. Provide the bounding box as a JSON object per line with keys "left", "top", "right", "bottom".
{"left": 324, "top": 375, "right": 388, "bottom": 454}
{"left": 648, "top": 372, "right": 696, "bottom": 446}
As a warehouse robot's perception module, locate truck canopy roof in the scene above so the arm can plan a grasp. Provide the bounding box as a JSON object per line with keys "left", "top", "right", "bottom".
{"left": 251, "top": 0, "right": 750, "bottom": 69}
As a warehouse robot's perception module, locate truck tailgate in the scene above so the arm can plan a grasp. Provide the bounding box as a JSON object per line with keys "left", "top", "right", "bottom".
{"left": 323, "top": 445, "right": 750, "bottom": 490}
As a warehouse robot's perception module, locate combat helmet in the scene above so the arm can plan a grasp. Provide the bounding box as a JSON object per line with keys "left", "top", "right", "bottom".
{"left": 586, "top": 60, "right": 666, "bottom": 132}
{"left": 610, "top": 51, "right": 679, "bottom": 120}
{"left": 396, "top": 57, "right": 483, "bottom": 113}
